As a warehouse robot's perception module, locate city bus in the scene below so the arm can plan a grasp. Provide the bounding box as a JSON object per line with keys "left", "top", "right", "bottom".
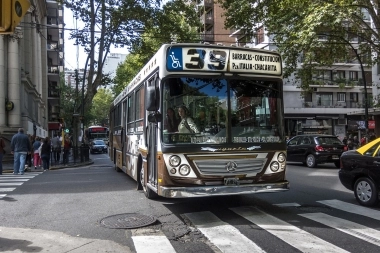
{"left": 109, "top": 43, "right": 289, "bottom": 199}
{"left": 85, "top": 126, "right": 109, "bottom": 143}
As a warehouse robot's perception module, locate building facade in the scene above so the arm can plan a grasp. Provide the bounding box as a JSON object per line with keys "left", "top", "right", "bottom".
{"left": 0, "top": 0, "right": 64, "bottom": 140}
{"left": 229, "top": 22, "right": 379, "bottom": 140}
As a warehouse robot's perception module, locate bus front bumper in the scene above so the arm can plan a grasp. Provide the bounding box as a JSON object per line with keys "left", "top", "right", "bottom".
{"left": 159, "top": 181, "right": 289, "bottom": 198}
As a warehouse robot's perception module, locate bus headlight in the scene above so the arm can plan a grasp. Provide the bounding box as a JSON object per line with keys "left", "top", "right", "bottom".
{"left": 270, "top": 161, "right": 280, "bottom": 172}
{"left": 277, "top": 153, "right": 286, "bottom": 163}
{"left": 179, "top": 164, "right": 191, "bottom": 176}
{"left": 169, "top": 155, "right": 181, "bottom": 167}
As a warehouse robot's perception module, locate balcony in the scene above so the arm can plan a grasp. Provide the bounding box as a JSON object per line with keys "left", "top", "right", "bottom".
{"left": 200, "top": 31, "right": 214, "bottom": 42}
{"left": 302, "top": 101, "right": 363, "bottom": 109}
{"left": 47, "top": 41, "right": 59, "bottom": 50}
{"left": 200, "top": 13, "right": 214, "bottom": 26}
{"left": 48, "top": 65, "right": 59, "bottom": 74}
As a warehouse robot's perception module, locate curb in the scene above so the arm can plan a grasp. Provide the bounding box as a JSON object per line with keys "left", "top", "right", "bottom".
{"left": 1, "top": 161, "right": 94, "bottom": 174}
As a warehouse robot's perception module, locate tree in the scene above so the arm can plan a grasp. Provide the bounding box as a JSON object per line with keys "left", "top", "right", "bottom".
{"left": 219, "top": 0, "right": 378, "bottom": 90}
{"left": 62, "top": 0, "right": 162, "bottom": 117}
{"left": 90, "top": 88, "right": 114, "bottom": 125}
{"left": 112, "top": 0, "right": 200, "bottom": 96}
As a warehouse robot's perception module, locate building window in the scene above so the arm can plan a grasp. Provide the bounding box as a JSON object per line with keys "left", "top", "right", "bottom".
{"left": 337, "top": 93, "right": 346, "bottom": 102}
{"left": 349, "top": 71, "right": 358, "bottom": 80}
{"left": 333, "top": 70, "right": 345, "bottom": 80}
{"left": 304, "top": 92, "right": 312, "bottom": 102}
{"left": 350, "top": 93, "right": 358, "bottom": 102}
{"left": 255, "top": 26, "right": 264, "bottom": 45}
{"left": 317, "top": 93, "right": 333, "bottom": 107}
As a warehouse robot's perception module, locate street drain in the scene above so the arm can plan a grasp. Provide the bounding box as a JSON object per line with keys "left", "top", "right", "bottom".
{"left": 100, "top": 213, "right": 157, "bottom": 229}
{"left": 296, "top": 205, "right": 332, "bottom": 212}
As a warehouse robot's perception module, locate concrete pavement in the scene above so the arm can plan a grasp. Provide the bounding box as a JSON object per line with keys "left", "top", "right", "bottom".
{"left": 0, "top": 226, "right": 132, "bottom": 253}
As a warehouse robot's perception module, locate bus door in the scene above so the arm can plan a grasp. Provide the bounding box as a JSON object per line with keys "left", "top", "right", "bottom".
{"left": 146, "top": 121, "right": 158, "bottom": 191}
{"left": 122, "top": 99, "right": 128, "bottom": 168}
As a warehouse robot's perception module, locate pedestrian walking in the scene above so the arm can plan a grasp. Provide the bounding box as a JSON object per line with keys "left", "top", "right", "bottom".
{"left": 40, "top": 137, "right": 51, "bottom": 171}
{"left": 0, "top": 135, "right": 6, "bottom": 175}
{"left": 51, "top": 134, "right": 61, "bottom": 163}
{"left": 10, "top": 128, "right": 32, "bottom": 175}
{"left": 32, "top": 137, "right": 42, "bottom": 169}
{"left": 63, "top": 135, "right": 71, "bottom": 164}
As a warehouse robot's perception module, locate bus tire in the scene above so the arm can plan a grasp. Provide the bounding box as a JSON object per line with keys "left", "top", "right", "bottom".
{"left": 140, "top": 166, "right": 157, "bottom": 199}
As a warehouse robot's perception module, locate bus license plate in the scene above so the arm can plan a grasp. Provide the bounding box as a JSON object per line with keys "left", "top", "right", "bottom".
{"left": 332, "top": 155, "right": 339, "bottom": 159}
{"left": 224, "top": 178, "right": 239, "bottom": 186}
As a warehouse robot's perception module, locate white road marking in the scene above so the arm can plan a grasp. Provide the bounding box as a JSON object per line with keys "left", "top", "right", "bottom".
{"left": 132, "top": 236, "right": 176, "bottom": 253}
{"left": 318, "top": 199, "right": 380, "bottom": 221}
{"left": 273, "top": 203, "right": 301, "bottom": 207}
{"left": 230, "top": 206, "right": 348, "bottom": 253}
{"left": 0, "top": 188, "right": 16, "bottom": 192}
{"left": 184, "top": 211, "right": 265, "bottom": 253}
{"left": 0, "top": 182, "right": 23, "bottom": 186}
{"left": 0, "top": 179, "right": 30, "bottom": 182}
{"left": 300, "top": 212, "right": 380, "bottom": 246}
{"left": 0, "top": 194, "right": 6, "bottom": 198}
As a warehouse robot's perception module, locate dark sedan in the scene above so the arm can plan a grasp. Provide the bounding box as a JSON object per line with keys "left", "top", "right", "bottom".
{"left": 339, "top": 138, "right": 380, "bottom": 206}
{"left": 287, "top": 134, "right": 347, "bottom": 168}
{"left": 90, "top": 140, "right": 107, "bottom": 154}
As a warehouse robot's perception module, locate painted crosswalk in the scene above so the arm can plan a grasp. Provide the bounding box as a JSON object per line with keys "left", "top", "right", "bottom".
{"left": 131, "top": 199, "right": 380, "bottom": 253}
{"left": 0, "top": 172, "right": 43, "bottom": 199}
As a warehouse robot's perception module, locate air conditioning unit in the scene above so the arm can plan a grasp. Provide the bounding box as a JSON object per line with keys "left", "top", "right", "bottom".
{"left": 338, "top": 118, "right": 347, "bottom": 125}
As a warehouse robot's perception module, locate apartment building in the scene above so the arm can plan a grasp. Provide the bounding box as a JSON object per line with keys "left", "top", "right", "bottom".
{"left": 0, "top": 0, "right": 64, "bottom": 139}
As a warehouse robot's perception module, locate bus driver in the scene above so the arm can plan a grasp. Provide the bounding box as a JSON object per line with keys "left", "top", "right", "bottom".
{"left": 177, "top": 106, "right": 199, "bottom": 134}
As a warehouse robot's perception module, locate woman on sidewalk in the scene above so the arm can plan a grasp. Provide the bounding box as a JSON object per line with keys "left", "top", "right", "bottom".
{"left": 0, "top": 135, "right": 6, "bottom": 175}
{"left": 32, "top": 137, "right": 41, "bottom": 170}
{"left": 40, "top": 137, "right": 51, "bottom": 171}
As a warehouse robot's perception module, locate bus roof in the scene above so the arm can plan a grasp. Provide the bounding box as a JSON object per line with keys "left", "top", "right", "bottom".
{"left": 113, "top": 43, "right": 282, "bottom": 106}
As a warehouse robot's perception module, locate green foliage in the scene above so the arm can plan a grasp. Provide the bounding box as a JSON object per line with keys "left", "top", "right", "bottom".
{"left": 219, "top": 0, "right": 379, "bottom": 91}
{"left": 90, "top": 88, "right": 113, "bottom": 126}
{"left": 112, "top": 0, "right": 200, "bottom": 96}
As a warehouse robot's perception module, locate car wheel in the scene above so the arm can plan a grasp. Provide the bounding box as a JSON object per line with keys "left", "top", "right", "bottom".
{"left": 306, "top": 154, "right": 317, "bottom": 168}
{"left": 354, "top": 177, "right": 379, "bottom": 206}
{"left": 139, "top": 166, "right": 157, "bottom": 199}
{"left": 334, "top": 161, "right": 340, "bottom": 168}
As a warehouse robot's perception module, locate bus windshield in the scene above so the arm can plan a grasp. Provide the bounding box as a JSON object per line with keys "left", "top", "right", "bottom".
{"left": 162, "top": 77, "right": 283, "bottom": 144}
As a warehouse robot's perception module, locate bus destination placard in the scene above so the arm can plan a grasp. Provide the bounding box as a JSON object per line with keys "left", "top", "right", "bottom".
{"left": 166, "top": 47, "right": 282, "bottom": 75}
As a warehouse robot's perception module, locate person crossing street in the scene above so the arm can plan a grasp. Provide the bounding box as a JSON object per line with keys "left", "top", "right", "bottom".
{"left": 10, "top": 128, "right": 32, "bottom": 175}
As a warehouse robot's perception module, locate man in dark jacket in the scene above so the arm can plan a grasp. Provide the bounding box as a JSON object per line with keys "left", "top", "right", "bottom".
{"left": 11, "top": 128, "right": 32, "bottom": 175}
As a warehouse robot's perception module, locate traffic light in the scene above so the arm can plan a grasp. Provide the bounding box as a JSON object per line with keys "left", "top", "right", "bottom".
{"left": 0, "top": 0, "right": 30, "bottom": 34}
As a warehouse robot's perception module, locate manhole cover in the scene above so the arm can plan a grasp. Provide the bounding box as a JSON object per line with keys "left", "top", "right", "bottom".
{"left": 296, "top": 205, "right": 332, "bottom": 212}
{"left": 100, "top": 213, "right": 157, "bottom": 229}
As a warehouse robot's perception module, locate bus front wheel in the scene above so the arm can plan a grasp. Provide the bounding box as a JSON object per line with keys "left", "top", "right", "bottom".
{"left": 139, "top": 167, "right": 157, "bottom": 199}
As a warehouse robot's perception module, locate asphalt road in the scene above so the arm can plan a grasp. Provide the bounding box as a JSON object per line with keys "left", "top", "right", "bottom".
{"left": 1, "top": 157, "right": 380, "bottom": 253}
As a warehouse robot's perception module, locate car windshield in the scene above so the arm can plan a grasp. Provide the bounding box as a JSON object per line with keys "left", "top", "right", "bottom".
{"left": 94, "top": 140, "right": 105, "bottom": 145}
{"left": 162, "top": 77, "right": 284, "bottom": 144}
{"left": 316, "top": 137, "right": 342, "bottom": 145}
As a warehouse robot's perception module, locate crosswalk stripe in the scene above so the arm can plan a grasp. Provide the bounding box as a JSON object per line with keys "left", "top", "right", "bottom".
{"left": 273, "top": 203, "right": 300, "bottom": 207}
{"left": 132, "top": 236, "right": 176, "bottom": 253}
{"left": 0, "top": 183, "right": 24, "bottom": 186}
{"left": 318, "top": 199, "right": 380, "bottom": 221}
{"left": 230, "top": 206, "right": 348, "bottom": 253}
{"left": 0, "top": 194, "right": 6, "bottom": 198}
{"left": 184, "top": 211, "right": 265, "bottom": 253}
{"left": 0, "top": 179, "right": 30, "bottom": 182}
{"left": 300, "top": 212, "right": 380, "bottom": 246}
{"left": 0, "top": 188, "right": 16, "bottom": 192}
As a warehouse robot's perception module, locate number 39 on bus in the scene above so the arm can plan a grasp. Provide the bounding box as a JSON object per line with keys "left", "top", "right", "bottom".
{"left": 109, "top": 43, "right": 289, "bottom": 199}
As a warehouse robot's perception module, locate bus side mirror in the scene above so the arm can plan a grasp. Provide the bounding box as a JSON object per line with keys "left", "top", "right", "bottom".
{"left": 145, "top": 86, "right": 159, "bottom": 111}
{"left": 147, "top": 112, "right": 162, "bottom": 123}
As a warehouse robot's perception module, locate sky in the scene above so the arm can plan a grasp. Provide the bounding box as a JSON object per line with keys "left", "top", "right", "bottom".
{"left": 63, "top": 8, "right": 129, "bottom": 70}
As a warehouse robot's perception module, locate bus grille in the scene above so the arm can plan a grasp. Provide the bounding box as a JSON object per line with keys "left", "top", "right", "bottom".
{"left": 192, "top": 158, "right": 267, "bottom": 176}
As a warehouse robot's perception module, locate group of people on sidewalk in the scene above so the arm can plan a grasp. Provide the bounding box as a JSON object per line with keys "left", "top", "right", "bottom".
{"left": 342, "top": 132, "right": 377, "bottom": 150}
{"left": 0, "top": 128, "right": 72, "bottom": 175}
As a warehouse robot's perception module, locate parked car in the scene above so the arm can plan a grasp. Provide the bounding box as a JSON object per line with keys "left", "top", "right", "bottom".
{"left": 287, "top": 134, "right": 347, "bottom": 168}
{"left": 90, "top": 139, "right": 107, "bottom": 154}
{"left": 339, "top": 138, "right": 380, "bottom": 206}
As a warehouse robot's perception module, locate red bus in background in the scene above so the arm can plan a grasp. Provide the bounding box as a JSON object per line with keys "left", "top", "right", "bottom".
{"left": 85, "top": 126, "right": 109, "bottom": 143}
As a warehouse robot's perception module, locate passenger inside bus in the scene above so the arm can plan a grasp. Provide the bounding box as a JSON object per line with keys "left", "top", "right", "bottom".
{"left": 177, "top": 105, "right": 199, "bottom": 134}
{"left": 164, "top": 107, "right": 179, "bottom": 132}
{"left": 195, "top": 109, "right": 207, "bottom": 132}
